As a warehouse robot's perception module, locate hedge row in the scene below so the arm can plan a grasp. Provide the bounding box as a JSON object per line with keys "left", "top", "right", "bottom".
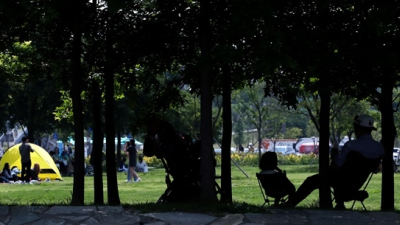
{"left": 141, "top": 152, "right": 319, "bottom": 168}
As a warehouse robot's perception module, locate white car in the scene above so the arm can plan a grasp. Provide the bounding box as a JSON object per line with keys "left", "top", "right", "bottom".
{"left": 214, "top": 148, "right": 236, "bottom": 154}
{"left": 271, "top": 146, "right": 296, "bottom": 155}
{"left": 393, "top": 148, "right": 400, "bottom": 166}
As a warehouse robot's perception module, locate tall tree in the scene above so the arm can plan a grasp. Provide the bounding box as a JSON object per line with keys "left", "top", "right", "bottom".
{"left": 90, "top": 79, "right": 104, "bottom": 205}
{"left": 199, "top": 0, "right": 217, "bottom": 201}
{"left": 69, "top": 0, "right": 87, "bottom": 205}
{"left": 103, "top": 0, "right": 120, "bottom": 205}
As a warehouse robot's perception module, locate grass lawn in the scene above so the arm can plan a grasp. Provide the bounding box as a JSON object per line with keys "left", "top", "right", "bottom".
{"left": 0, "top": 165, "right": 399, "bottom": 212}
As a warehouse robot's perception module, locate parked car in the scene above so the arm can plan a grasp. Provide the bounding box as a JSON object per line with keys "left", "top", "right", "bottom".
{"left": 214, "top": 148, "right": 236, "bottom": 154}
{"left": 243, "top": 148, "right": 266, "bottom": 154}
{"left": 393, "top": 148, "right": 400, "bottom": 166}
{"left": 299, "top": 142, "right": 319, "bottom": 154}
{"left": 271, "top": 146, "right": 296, "bottom": 155}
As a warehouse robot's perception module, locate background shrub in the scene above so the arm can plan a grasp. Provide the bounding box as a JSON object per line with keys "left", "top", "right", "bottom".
{"left": 143, "top": 152, "right": 319, "bottom": 168}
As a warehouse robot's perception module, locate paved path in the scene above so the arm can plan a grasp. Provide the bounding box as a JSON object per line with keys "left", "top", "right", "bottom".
{"left": 0, "top": 206, "right": 399, "bottom": 225}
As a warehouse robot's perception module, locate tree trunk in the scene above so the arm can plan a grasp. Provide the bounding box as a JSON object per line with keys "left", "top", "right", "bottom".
{"left": 26, "top": 124, "right": 35, "bottom": 145}
{"left": 220, "top": 65, "right": 232, "bottom": 203}
{"left": 91, "top": 80, "right": 104, "bottom": 205}
{"left": 70, "top": 11, "right": 85, "bottom": 204}
{"left": 104, "top": 18, "right": 120, "bottom": 205}
{"left": 318, "top": 91, "right": 333, "bottom": 209}
{"left": 199, "top": 0, "right": 217, "bottom": 201}
{"left": 380, "top": 81, "right": 395, "bottom": 210}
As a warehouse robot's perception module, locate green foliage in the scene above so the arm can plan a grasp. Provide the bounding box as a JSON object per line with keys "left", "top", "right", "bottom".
{"left": 214, "top": 153, "right": 319, "bottom": 167}
{"left": 54, "top": 91, "right": 74, "bottom": 124}
{"left": 284, "top": 127, "right": 303, "bottom": 139}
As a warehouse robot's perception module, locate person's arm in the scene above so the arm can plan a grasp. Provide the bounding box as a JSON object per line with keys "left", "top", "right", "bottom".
{"left": 3, "top": 170, "right": 12, "bottom": 179}
{"left": 333, "top": 142, "right": 351, "bottom": 167}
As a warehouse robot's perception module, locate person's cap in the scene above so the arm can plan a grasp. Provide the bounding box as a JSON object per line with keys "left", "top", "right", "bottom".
{"left": 353, "top": 115, "right": 377, "bottom": 130}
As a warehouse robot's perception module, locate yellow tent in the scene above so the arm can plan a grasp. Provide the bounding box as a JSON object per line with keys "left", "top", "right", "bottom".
{"left": 0, "top": 143, "right": 63, "bottom": 180}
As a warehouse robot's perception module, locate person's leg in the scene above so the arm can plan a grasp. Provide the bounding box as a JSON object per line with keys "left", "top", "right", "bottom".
{"left": 131, "top": 167, "right": 141, "bottom": 181}
{"left": 331, "top": 175, "right": 345, "bottom": 208}
{"left": 129, "top": 166, "right": 134, "bottom": 181}
{"left": 25, "top": 160, "right": 32, "bottom": 182}
{"left": 21, "top": 162, "right": 26, "bottom": 182}
{"left": 126, "top": 169, "right": 131, "bottom": 181}
{"left": 288, "top": 174, "right": 320, "bottom": 207}
{"left": 281, "top": 176, "right": 296, "bottom": 204}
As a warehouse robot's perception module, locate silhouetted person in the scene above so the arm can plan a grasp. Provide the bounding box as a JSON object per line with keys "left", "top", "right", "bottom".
{"left": 288, "top": 115, "right": 384, "bottom": 209}
{"left": 259, "top": 152, "right": 295, "bottom": 204}
{"left": 19, "top": 136, "right": 34, "bottom": 183}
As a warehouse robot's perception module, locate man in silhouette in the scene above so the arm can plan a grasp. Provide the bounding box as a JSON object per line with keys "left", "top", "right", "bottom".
{"left": 288, "top": 115, "right": 384, "bottom": 209}
{"left": 19, "top": 136, "right": 34, "bottom": 183}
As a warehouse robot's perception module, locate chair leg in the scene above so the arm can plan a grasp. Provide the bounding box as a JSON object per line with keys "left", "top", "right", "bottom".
{"left": 274, "top": 197, "right": 281, "bottom": 206}
{"left": 351, "top": 200, "right": 356, "bottom": 210}
{"left": 261, "top": 201, "right": 267, "bottom": 207}
{"left": 351, "top": 200, "right": 367, "bottom": 211}
{"left": 261, "top": 199, "right": 270, "bottom": 207}
{"left": 361, "top": 201, "right": 367, "bottom": 211}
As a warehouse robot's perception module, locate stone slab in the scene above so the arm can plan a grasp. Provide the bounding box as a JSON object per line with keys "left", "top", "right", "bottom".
{"left": 144, "top": 222, "right": 167, "bottom": 225}
{"left": 305, "top": 210, "right": 372, "bottom": 225}
{"left": 9, "top": 207, "right": 41, "bottom": 225}
{"left": 209, "top": 214, "right": 244, "bottom": 225}
{"left": 44, "top": 206, "right": 97, "bottom": 215}
{"left": 144, "top": 212, "right": 217, "bottom": 225}
{"left": 245, "top": 212, "right": 310, "bottom": 224}
{"left": 29, "top": 218, "right": 68, "bottom": 225}
{"left": 81, "top": 217, "right": 101, "bottom": 225}
{"left": 366, "top": 211, "right": 400, "bottom": 224}
{"left": 97, "top": 206, "right": 125, "bottom": 214}
{"left": 58, "top": 215, "right": 90, "bottom": 222}
{"left": 28, "top": 206, "right": 50, "bottom": 214}
{"left": 99, "top": 212, "right": 140, "bottom": 224}
{"left": 0, "top": 206, "right": 9, "bottom": 216}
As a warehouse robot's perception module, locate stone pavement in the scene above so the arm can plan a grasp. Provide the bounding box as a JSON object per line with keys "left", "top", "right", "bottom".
{"left": 0, "top": 206, "right": 400, "bottom": 225}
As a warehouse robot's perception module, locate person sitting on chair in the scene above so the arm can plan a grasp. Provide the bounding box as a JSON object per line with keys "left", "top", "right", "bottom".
{"left": 258, "top": 151, "right": 295, "bottom": 205}
{"left": 287, "top": 114, "right": 384, "bottom": 209}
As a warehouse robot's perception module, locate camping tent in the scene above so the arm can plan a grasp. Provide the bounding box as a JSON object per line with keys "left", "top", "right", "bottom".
{"left": 0, "top": 143, "right": 63, "bottom": 180}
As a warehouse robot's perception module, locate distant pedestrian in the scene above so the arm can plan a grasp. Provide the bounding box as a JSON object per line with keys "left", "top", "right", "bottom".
{"left": 248, "top": 145, "right": 255, "bottom": 153}
{"left": 19, "top": 136, "right": 34, "bottom": 183}
{"left": 125, "top": 140, "right": 141, "bottom": 182}
{"left": 239, "top": 144, "right": 244, "bottom": 153}
{"left": 66, "top": 144, "right": 73, "bottom": 155}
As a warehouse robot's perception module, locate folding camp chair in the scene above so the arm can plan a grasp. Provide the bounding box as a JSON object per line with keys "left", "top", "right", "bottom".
{"left": 256, "top": 173, "right": 291, "bottom": 207}
{"left": 332, "top": 151, "right": 381, "bottom": 210}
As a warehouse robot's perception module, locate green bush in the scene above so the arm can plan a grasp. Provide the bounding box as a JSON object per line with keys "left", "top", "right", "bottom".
{"left": 144, "top": 153, "right": 320, "bottom": 168}
{"left": 215, "top": 153, "right": 319, "bottom": 167}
